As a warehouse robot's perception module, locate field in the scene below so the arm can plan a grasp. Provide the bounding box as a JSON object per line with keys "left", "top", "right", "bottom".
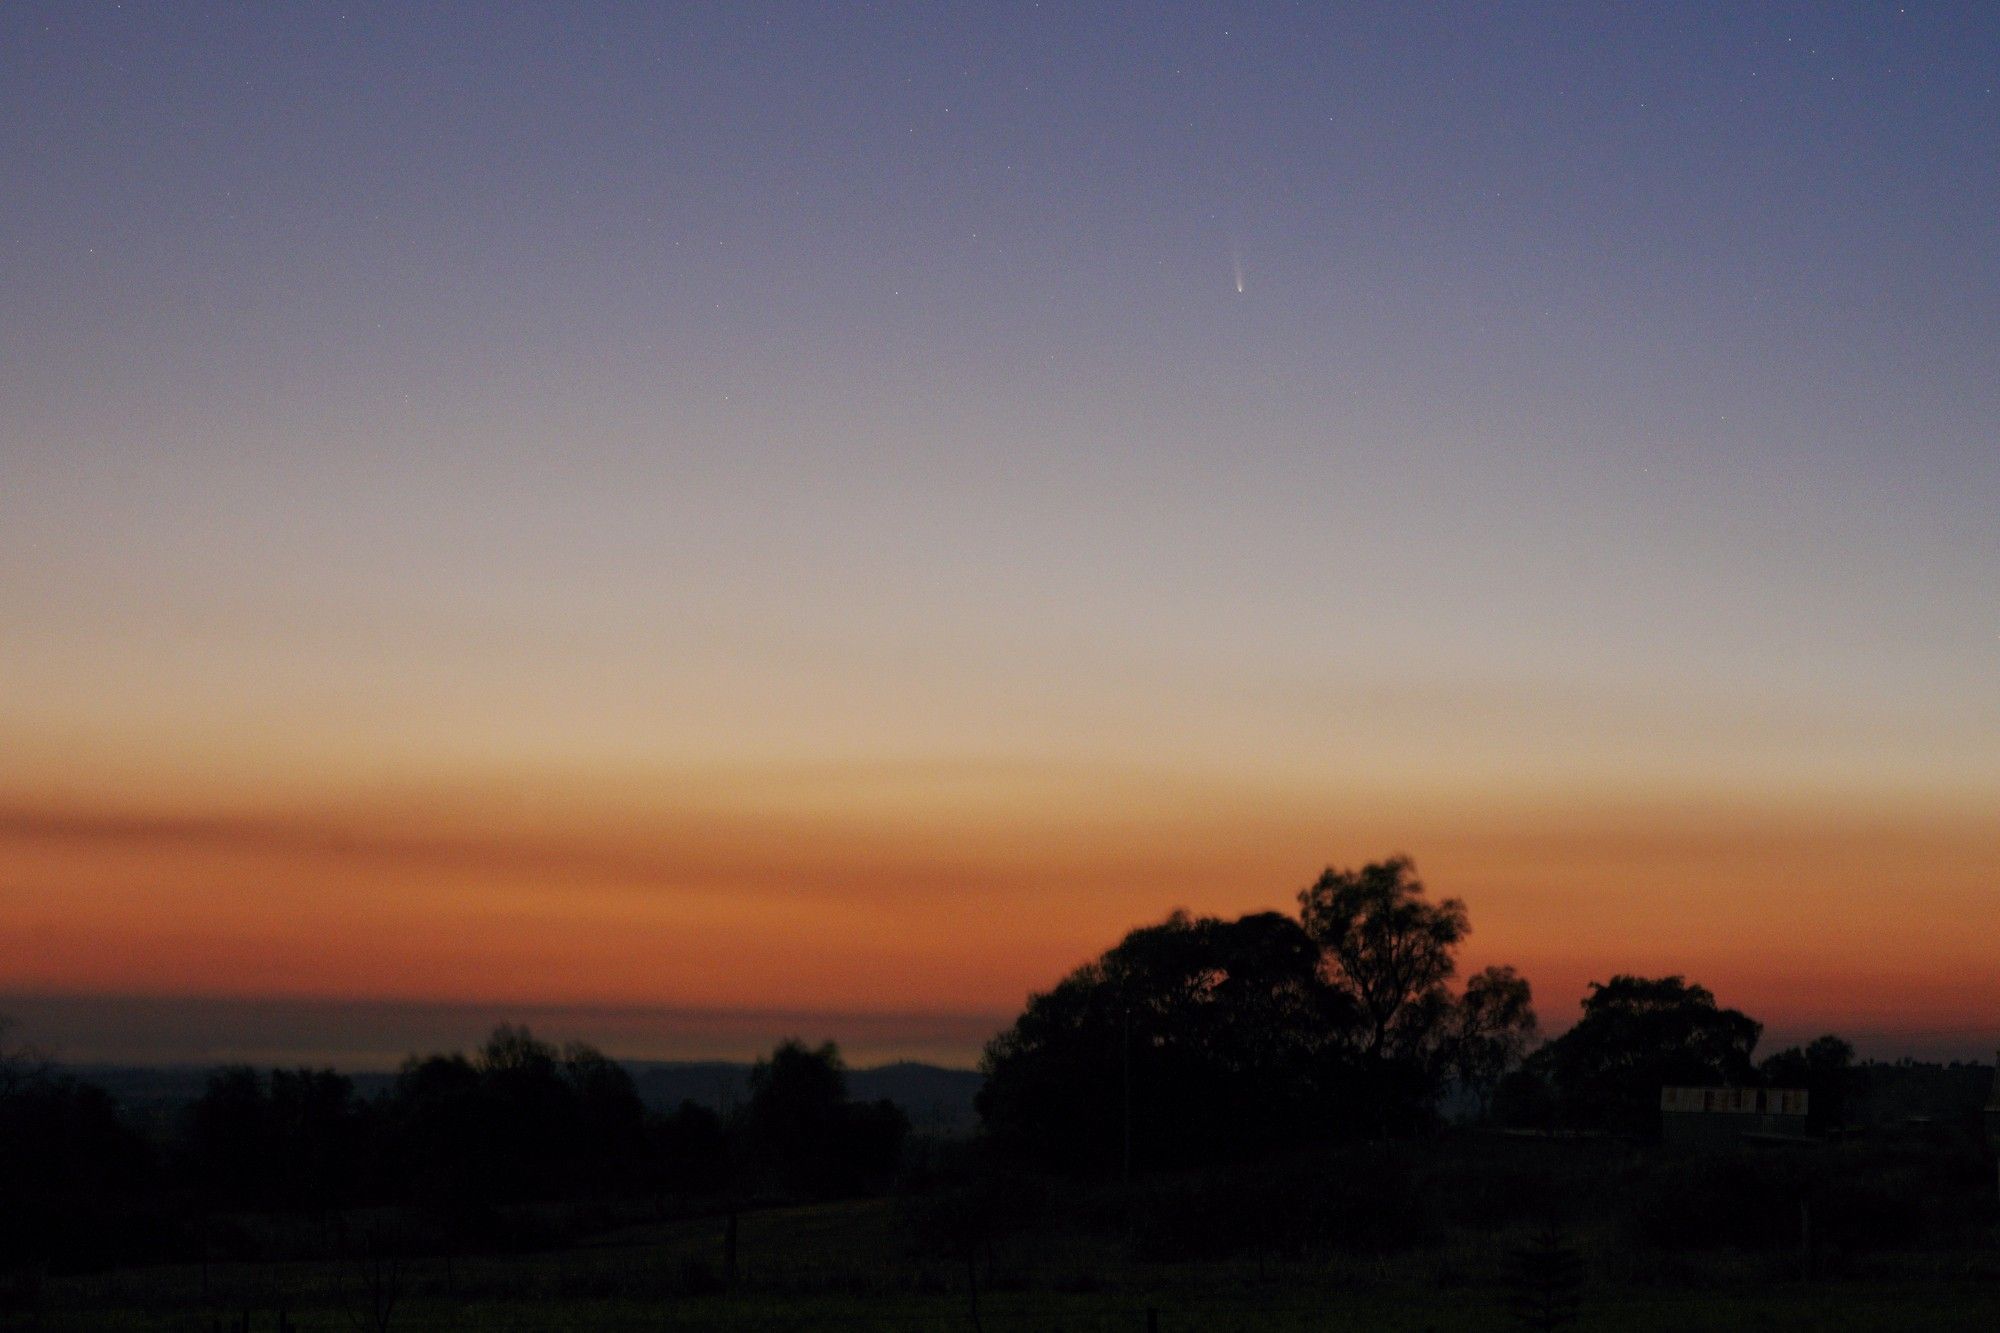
{"left": 16, "top": 1191, "right": 2000, "bottom": 1332}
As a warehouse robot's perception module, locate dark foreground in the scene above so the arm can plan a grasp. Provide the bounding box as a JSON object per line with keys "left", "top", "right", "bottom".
{"left": 14, "top": 1174, "right": 2000, "bottom": 1331}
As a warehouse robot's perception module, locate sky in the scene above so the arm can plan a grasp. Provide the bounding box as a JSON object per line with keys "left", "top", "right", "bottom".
{"left": 3, "top": 2, "right": 1996, "bottom": 1068}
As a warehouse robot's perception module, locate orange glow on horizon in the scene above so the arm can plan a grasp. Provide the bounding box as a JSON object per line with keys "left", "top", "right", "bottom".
{"left": 5, "top": 763, "right": 1994, "bottom": 1059}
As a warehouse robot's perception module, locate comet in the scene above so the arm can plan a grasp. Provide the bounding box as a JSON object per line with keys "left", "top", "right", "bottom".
{"left": 1231, "top": 247, "right": 1245, "bottom": 294}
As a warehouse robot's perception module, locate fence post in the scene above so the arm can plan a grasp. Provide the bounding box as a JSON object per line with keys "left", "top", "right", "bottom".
{"left": 1147, "top": 1308, "right": 1160, "bottom": 1333}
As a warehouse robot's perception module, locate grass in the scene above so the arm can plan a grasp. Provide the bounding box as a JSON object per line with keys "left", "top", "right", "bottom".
{"left": 12, "top": 1195, "right": 2000, "bottom": 1331}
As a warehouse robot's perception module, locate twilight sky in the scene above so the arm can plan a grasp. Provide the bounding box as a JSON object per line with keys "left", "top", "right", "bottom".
{"left": 3, "top": 3, "right": 1996, "bottom": 1067}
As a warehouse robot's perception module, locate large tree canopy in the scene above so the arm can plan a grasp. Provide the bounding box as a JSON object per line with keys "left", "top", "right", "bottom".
{"left": 980, "top": 866, "right": 1532, "bottom": 1173}
{"left": 980, "top": 856, "right": 1528, "bottom": 1168}
{"left": 1535, "top": 975, "right": 1762, "bottom": 1132}
{"left": 384, "top": 1025, "right": 648, "bottom": 1207}
{"left": 978, "top": 910, "right": 1361, "bottom": 1175}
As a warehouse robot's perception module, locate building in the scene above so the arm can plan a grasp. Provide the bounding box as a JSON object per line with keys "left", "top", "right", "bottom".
{"left": 1661, "top": 1086, "right": 1810, "bottom": 1147}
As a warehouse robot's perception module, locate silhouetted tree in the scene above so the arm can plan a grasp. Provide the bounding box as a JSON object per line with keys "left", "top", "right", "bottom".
{"left": 186, "top": 1066, "right": 367, "bottom": 1214}
{"left": 383, "top": 1026, "right": 652, "bottom": 1216}
{"left": 0, "top": 1017, "right": 934, "bottom": 1284}
{"left": 1298, "top": 856, "right": 1469, "bottom": 1062}
{"left": 267, "top": 1068, "right": 365, "bottom": 1214}
{"left": 1297, "top": 858, "right": 1524, "bottom": 1131}
{"left": 477, "top": 1024, "right": 573, "bottom": 1192}
{"left": 187, "top": 1066, "right": 271, "bottom": 1204}
{"left": 744, "top": 1039, "right": 846, "bottom": 1193}
{"left": 979, "top": 910, "right": 1361, "bottom": 1174}
{"left": 1537, "top": 975, "right": 1761, "bottom": 1133}
{"left": 1444, "top": 965, "right": 1539, "bottom": 1118}
{"left": 0, "top": 1062, "right": 151, "bottom": 1273}
{"left": 649, "top": 1101, "right": 731, "bottom": 1198}
{"left": 388, "top": 1053, "right": 493, "bottom": 1217}
{"left": 743, "top": 1040, "right": 907, "bottom": 1197}
{"left": 561, "top": 1040, "right": 647, "bottom": 1190}
{"left": 1759, "top": 1034, "right": 1855, "bottom": 1132}
{"left": 984, "top": 862, "right": 1537, "bottom": 1165}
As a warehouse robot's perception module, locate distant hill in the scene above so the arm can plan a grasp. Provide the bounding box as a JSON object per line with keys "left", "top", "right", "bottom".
{"left": 848, "top": 1062, "right": 985, "bottom": 1134}
{"left": 63, "top": 1059, "right": 985, "bottom": 1136}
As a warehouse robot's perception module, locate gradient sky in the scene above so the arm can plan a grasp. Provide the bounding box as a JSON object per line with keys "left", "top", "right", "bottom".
{"left": 4, "top": 3, "right": 1997, "bottom": 1067}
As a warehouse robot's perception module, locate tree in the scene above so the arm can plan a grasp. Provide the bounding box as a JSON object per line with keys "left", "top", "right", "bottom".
{"left": 1444, "top": 965, "right": 1539, "bottom": 1117}
{"left": 388, "top": 1025, "right": 649, "bottom": 1208}
{"left": 185, "top": 1067, "right": 367, "bottom": 1213}
{"left": 1759, "top": 1034, "right": 1855, "bottom": 1132}
{"left": 0, "top": 1061, "right": 152, "bottom": 1273}
{"left": 265, "top": 1068, "right": 364, "bottom": 1214}
{"left": 744, "top": 1039, "right": 848, "bottom": 1196}
{"left": 561, "top": 1041, "right": 647, "bottom": 1188}
{"left": 1539, "top": 975, "right": 1761, "bottom": 1133}
{"left": 978, "top": 910, "right": 1361, "bottom": 1175}
{"left": 480, "top": 1023, "right": 558, "bottom": 1077}
{"left": 649, "top": 1101, "right": 730, "bottom": 1198}
{"left": 187, "top": 1066, "right": 270, "bottom": 1204}
{"left": 389, "top": 1053, "right": 494, "bottom": 1217}
{"left": 743, "top": 1040, "right": 907, "bottom": 1197}
{"left": 475, "top": 1025, "right": 583, "bottom": 1198}
{"left": 1298, "top": 856, "right": 1469, "bottom": 1061}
